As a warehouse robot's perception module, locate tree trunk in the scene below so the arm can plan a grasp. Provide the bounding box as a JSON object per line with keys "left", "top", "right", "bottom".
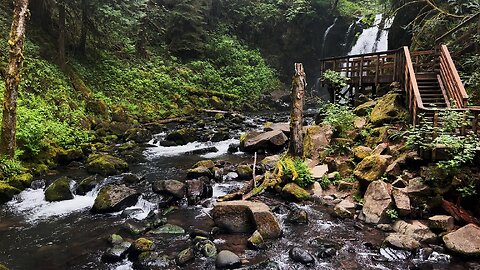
{"left": 58, "top": 0, "right": 66, "bottom": 69}
{"left": 287, "top": 63, "right": 306, "bottom": 158}
{"left": 79, "top": 0, "right": 88, "bottom": 55}
{"left": 0, "top": 0, "right": 30, "bottom": 158}
{"left": 331, "top": 0, "right": 340, "bottom": 10}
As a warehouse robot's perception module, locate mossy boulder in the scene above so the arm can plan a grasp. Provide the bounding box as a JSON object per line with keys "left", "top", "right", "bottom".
{"left": 353, "top": 100, "right": 376, "bottom": 116}
{"left": 354, "top": 155, "right": 389, "bottom": 187}
{"left": 57, "top": 148, "right": 84, "bottom": 165}
{"left": 165, "top": 128, "right": 197, "bottom": 145}
{"left": 193, "top": 160, "right": 215, "bottom": 170}
{"left": 0, "top": 182, "right": 21, "bottom": 203}
{"left": 353, "top": 146, "right": 373, "bottom": 160}
{"left": 7, "top": 173, "right": 33, "bottom": 189}
{"left": 111, "top": 106, "right": 130, "bottom": 123}
{"left": 125, "top": 128, "right": 152, "bottom": 143}
{"left": 282, "top": 183, "right": 310, "bottom": 201}
{"left": 303, "top": 125, "right": 332, "bottom": 161}
{"left": 236, "top": 164, "right": 253, "bottom": 180}
{"left": 210, "top": 96, "right": 224, "bottom": 109}
{"left": 370, "top": 92, "right": 408, "bottom": 126}
{"left": 150, "top": 224, "right": 185, "bottom": 234}
{"left": 45, "top": 176, "right": 74, "bottom": 202}
{"left": 86, "top": 154, "right": 128, "bottom": 176}
{"left": 86, "top": 99, "right": 109, "bottom": 117}
{"left": 132, "top": 238, "right": 155, "bottom": 253}
{"left": 76, "top": 175, "right": 102, "bottom": 195}
{"left": 91, "top": 184, "right": 140, "bottom": 213}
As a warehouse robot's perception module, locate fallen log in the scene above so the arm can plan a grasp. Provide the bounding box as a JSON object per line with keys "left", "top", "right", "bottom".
{"left": 142, "top": 116, "right": 194, "bottom": 126}
{"left": 441, "top": 199, "right": 480, "bottom": 226}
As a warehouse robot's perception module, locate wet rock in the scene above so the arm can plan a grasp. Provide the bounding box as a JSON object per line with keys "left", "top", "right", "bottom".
{"left": 91, "top": 184, "right": 140, "bottom": 213}
{"left": 194, "top": 160, "right": 215, "bottom": 170}
{"left": 190, "top": 229, "right": 210, "bottom": 239}
{"left": 360, "top": 181, "right": 393, "bottom": 224}
{"left": 120, "top": 222, "right": 148, "bottom": 236}
{"left": 286, "top": 206, "right": 308, "bottom": 224}
{"left": 384, "top": 233, "right": 420, "bottom": 251}
{"left": 7, "top": 173, "right": 33, "bottom": 189}
{"left": 109, "top": 234, "right": 124, "bottom": 245}
{"left": 223, "top": 172, "right": 238, "bottom": 181}
{"left": 248, "top": 230, "right": 265, "bottom": 249}
{"left": 44, "top": 176, "right": 74, "bottom": 202}
{"left": 353, "top": 146, "right": 373, "bottom": 160}
{"left": 392, "top": 188, "right": 411, "bottom": 216}
{"left": 303, "top": 125, "right": 332, "bottom": 161}
{"left": 428, "top": 215, "right": 454, "bottom": 232}
{"left": 393, "top": 220, "right": 437, "bottom": 243}
{"left": 443, "top": 224, "right": 480, "bottom": 256}
{"left": 311, "top": 239, "right": 341, "bottom": 259}
{"left": 353, "top": 155, "right": 389, "bottom": 187}
{"left": 227, "top": 143, "right": 239, "bottom": 153}
{"left": 334, "top": 199, "right": 356, "bottom": 219}
{"left": 122, "top": 173, "right": 142, "bottom": 185}
{"left": 132, "top": 238, "right": 155, "bottom": 253}
{"left": 152, "top": 180, "right": 185, "bottom": 199}
{"left": 125, "top": 128, "right": 152, "bottom": 143}
{"left": 195, "top": 238, "right": 217, "bottom": 257}
{"left": 311, "top": 165, "right": 328, "bottom": 179}
{"left": 282, "top": 183, "right": 310, "bottom": 201}
{"left": 261, "top": 155, "right": 281, "bottom": 170}
{"left": 0, "top": 182, "right": 21, "bottom": 204}
{"left": 76, "top": 175, "right": 102, "bottom": 195}
{"left": 378, "top": 247, "right": 413, "bottom": 261}
{"left": 216, "top": 250, "right": 241, "bottom": 269}
{"left": 289, "top": 247, "right": 314, "bottom": 266}
{"left": 336, "top": 181, "right": 356, "bottom": 192}
{"left": 307, "top": 182, "right": 323, "bottom": 202}
{"left": 186, "top": 179, "right": 212, "bottom": 204}
{"left": 165, "top": 128, "right": 197, "bottom": 145}
{"left": 102, "top": 241, "right": 131, "bottom": 263}
{"left": 86, "top": 154, "right": 129, "bottom": 176}
{"left": 212, "top": 200, "right": 282, "bottom": 239}
{"left": 176, "top": 248, "right": 195, "bottom": 266}
{"left": 369, "top": 92, "right": 407, "bottom": 126}
{"left": 150, "top": 224, "right": 185, "bottom": 234}
{"left": 187, "top": 166, "right": 212, "bottom": 179}
{"left": 264, "top": 122, "right": 289, "bottom": 134}
{"left": 240, "top": 130, "right": 288, "bottom": 153}
{"left": 236, "top": 164, "right": 253, "bottom": 180}
{"left": 186, "top": 147, "right": 218, "bottom": 155}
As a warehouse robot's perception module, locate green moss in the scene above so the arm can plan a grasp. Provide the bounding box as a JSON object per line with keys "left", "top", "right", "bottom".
{"left": 86, "top": 154, "right": 128, "bottom": 176}
{"left": 0, "top": 182, "right": 21, "bottom": 203}
{"left": 282, "top": 183, "right": 310, "bottom": 201}
{"left": 353, "top": 155, "right": 389, "bottom": 185}
{"left": 44, "top": 176, "right": 74, "bottom": 202}
{"left": 370, "top": 92, "right": 408, "bottom": 126}
{"left": 92, "top": 185, "right": 113, "bottom": 211}
{"left": 132, "top": 238, "right": 155, "bottom": 253}
{"left": 7, "top": 173, "right": 33, "bottom": 189}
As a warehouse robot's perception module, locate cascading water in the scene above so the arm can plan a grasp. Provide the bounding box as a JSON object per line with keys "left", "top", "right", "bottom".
{"left": 348, "top": 14, "right": 393, "bottom": 55}
{"left": 322, "top": 18, "right": 338, "bottom": 56}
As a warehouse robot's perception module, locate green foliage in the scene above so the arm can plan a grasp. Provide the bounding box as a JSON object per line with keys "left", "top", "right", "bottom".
{"left": 457, "top": 182, "right": 477, "bottom": 198}
{"left": 279, "top": 156, "right": 314, "bottom": 188}
{"left": 386, "top": 208, "right": 398, "bottom": 220}
{"left": 319, "top": 176, "right": 332, "bottom": 189}
{"left": 319, "top": 101, "right": 356, "bottom": 135}
{"left": 322, "top": 70, "right": 350, "bottom": 90}
{"left": 0, "top": 156, "right": 24, "bottom": 178}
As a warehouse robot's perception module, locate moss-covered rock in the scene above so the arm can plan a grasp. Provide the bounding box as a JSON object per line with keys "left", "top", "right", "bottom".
{"left": 353, "top": 146, "right": 373, "bottom": 160}
{"left": 132, "top": 238, "right": 155, "bottom": 253}
{"left": 165, "top": 128, "right": 197, "bottom": 145}
{"left": 176, "top": 248, "right": 195, "bottom": 266}
{"left": 370, "top": 92, "right": 408, "bottom": 126}
{"left": 76, "top": 175, "right": 102, "bottom": 195}
{"left": 354, "top": 155, "right": 389, "bottom": 187}
{"left": 150, "top": 224, "right": 185, "bottom": 234}
{"left": 86, "top": 99, "right": 109, "bottom": 117}
{"left": 86, "top": 154, "right": 128, "bottom": 176}
{"left": 91, "top": 184, "right": 140, "bottom": 213}
{"left": 353, "top": 100, "right": 376, "bottom": 116}
{"left": 236, "top": 164, "right": 253, "bottom": 180}
{"left": 45, "top": 176, "right": 74, "bottom": 202}
{"left": 193, "top": 160, "right": 215, "bottom": 170}
{"left": 303, "top": 125, "right": 332, "bottom": 161}
{"left": 125, "top": 128, "right": 152, "bottom": 143}
{"left": 0, "top": 182, "right": 21, "bottom": 204}
{"left": 282, "top": 183, "right": 310, "bottom": 201}
{"left": 7, "top": 173, "right": 33, "bottom": 189}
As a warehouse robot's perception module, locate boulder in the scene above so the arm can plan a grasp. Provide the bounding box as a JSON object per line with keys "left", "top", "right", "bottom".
{"left": 282, "top": 183, "right": 310, "bottom": 201}
{"left": 393, "top": 220, "right": 437, "bottom": 243}
{"left": 369, "top": 92, "right": 407, "bottom": 126}
{"left": 44, "top": 176, "right": 74, "bottom": 202}
{"left": 286, "top": 206, "right": 308, "bottom": 224}
{"left": 407, "top": 177, "right": 430, "bottom": 195}
{"left": 428, "top": 215, "right": 454, "bottom": 232}
{"left": 264, "top": 122, "right": 290, "bottom": 134}
{"left": 311, "top": 165, "right": 328, "bottom": 179}
{"left": 76, "top": 175, "right": 102, "bottom": 195}
{"left": 186, "top": 179, "right": 212, "bottom": 204}
{"left": 384, "top": 233, "right": 420, "bottom": 251}
{"left": 354, "top": 155, "right": 389, "bottom": 186}
{"left": 443, "top": 224, "right": 480, "bottom": 256}
{"left": 240, "top": 130, "right": 288, "bottom": 153}
{"left": 360, "top": 181, "right": 393, "bottom": 224}
{"left": 216, "top": 250, "right": 241, "bottom": 269}
{"left": 303, "top": 125, "right": 333, "bottom": 161}
{"left": 101, "top": 241, "right": 131, "bottom": 263}
{"left": 91, "top": 185, "right": 140, "bottom": 213}
{"left": 125, "top": 128, "right": 152, "bottom": 143}
{"left": 353, "top": 146, "right": 373, "bottom": 160}
{"left": 354, "top": 100, "right": 376, "bottom": 116}
{"left": 152, "top": 180, "right": 186, "bottom": 199}
{"left": 248, "top": 230, "right": 265, "bottom": 249}
{"left": 165, "top": 128, "right": 197, "bottom": 145}
{"left": 0, "top": 182, "right": 21, "bottom": 204}
{"left": 392, "top": 188, "right": 411, "bottom": 216}
{"left": 193, "top": 160, "right": 215, "bottom": 170}
{"left": 187, "top": 166, "right": 212, "bottom": 179}
{"left": 306, "top": 182, "right": 323, "bottom": 202}
{"left": 131, "top": 238, "right": 155, "bottom": 253}
{"left": 150, "top": 224, "right": 185, "bottom": 234}
{"left": 122, "top": 173, "right": 142, "bottom": 185}
{"left": 334, "top": 198, "right": 356, "bottom": 219}
{"left": 176, "top": 248, "right": 195, "bottom": 266}
{"left": 289, "top": 247, "right": 315, "bottom": 266}
{"left": 212, "top": 200, "right": 282, "bottom": 239}
{"left": 7, "top": 173, "right": 33, "bottom": 189}
{"left": 86, "top": 154, "right": 128, "bottom": 176}
{"left": 236, "top": 164, "right": 253, "bottom": 180}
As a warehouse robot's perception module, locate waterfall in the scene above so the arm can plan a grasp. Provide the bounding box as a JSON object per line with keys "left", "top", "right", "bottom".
{"left": 322, "top": 18, "right": 338, "bottom": 56}
{"left": 348, "top": 14, "right": 393, "bottom": 55}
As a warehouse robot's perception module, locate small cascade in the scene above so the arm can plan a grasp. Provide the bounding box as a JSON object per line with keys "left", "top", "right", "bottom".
{"left": 348, "top": 14, "right": 393, "bottom": 55}
{"left": 322, "top": 18, "right": 338, "bottom": 56}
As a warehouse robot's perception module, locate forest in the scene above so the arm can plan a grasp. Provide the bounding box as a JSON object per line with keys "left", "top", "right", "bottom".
{"left": 0, "top": 0, "right": 480, "bottom": 269}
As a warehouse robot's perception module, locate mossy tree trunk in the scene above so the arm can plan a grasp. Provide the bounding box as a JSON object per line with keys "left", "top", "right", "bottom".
{"left": 287, "top": 63, "right": 306, "bottom": 158}
{"left": 0, "top": 0, "right": 30, "bottom": 159}
{"left": 58, "top": 0, "right": 66, "bottom": 69}
{"left": 78, "top": 0, "right": 88, "bottom": 55}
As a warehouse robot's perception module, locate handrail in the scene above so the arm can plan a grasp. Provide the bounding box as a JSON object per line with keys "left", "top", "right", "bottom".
{"left": 439, "top": 45, "right": 469, "bottom": 107}
{"left": 319, "top": 48, "right": 401, "bottom": 62}
{"left": 435, "top": 12, "right": 480, "bottom": 44}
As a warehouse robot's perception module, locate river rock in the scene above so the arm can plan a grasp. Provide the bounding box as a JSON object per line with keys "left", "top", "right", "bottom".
{"left": 393, "top": 220, "right": 437, "bottom": 243}
{"left": 282, "top": 183, "right": 310, "bottom": 201}
{"left": 150, "top": 224, "right": 185, "bottom": 234}
{"left": 216, "top": 250, "right": 241, "bottom": 269}
{"left": 428, "top": 215, "right": 454, "bottom": 232}
{"left": 187, "top": 166, "right": 212, "bottom": 179}
{"left": 212, "top": 200, "right": 282, "bottom": 239}
{"left": 289, "top": 247, "right": 315, "bottom": 266}
{"left": 392, "top": 188, "right": 411, "bottom": 216}
{"left": 384, "top": 233, "right": 420, "bottom": 251}
{"left": 369, "top": 92, "right": 407, "bottom": 126}
{"left": 311, "top": 165, "right": 328, "bottom": 179}
{"left": 176, "top": 248, "right": 195, "bottom": 266}
{"left": 248, "top": 230, "right": 265, "bottom": 249}
{"left": 193, "top": 160, "right": 215, "bottom": 169}
{"left": 7, "top": 173, "right": 33, "bottom": 189}
{"left": 122, "top": 173, "right": 142, "bottom": 185}
{"left": 334, "top": 198, "right": 356, "bottom": 219}
{"left": 443, "top": 224, "right": 480, "bottom": 256}
{"left": 0, "top": 182, "right": 21, "bottom": 204}
{"left": 132, "top": 237, "right": 155, "bottom": 254}
{"left": 360, "top": 181, "right": 392, "bottom": 224}
{"left": 353, "top": 146, "right": 373, "bottom": 160}
{"left": 91, "top": 184, "right": 140, "bottom": 213}
{"left": 264, "top": 122, "right": 290, "bottom": 134}
{"left": 125, "top": 127, "right": 152, "bottom": 143}
{"left": 152, "top": 180, "right": 186, "bottom": 199}
{"left": 236, "top": 164, "right": 253, "bottom": 180}
{"left": 240, "top": 130, "right": 288, "bottom": 153}
{"left": 165, "top": 128, "right": 197, "bottom": 145}
{"left": 86, "top": 154, "right": 129, "bottom": 176}
{"left": 101, "top": 241, "right": 131, "bottom": 263}
{"left": 76, "top": 175, "right": 102, "bottom": 195}
{"left": 186, "top": 179, "right": 212, "bottom": 205}
{"left": 45, "top": 176, "right": 74, "bottom": 202}
{"left": 303, "top": 125, "right": 332, "bottom": 161}
{"left": 286, "top": 206, "right": 308, "bottom": 224}
{"left": 354, "top": 155, "right": 389, "bottom": 187}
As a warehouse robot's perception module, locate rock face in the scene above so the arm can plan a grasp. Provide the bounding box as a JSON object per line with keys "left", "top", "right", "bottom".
{"left": 91, "top": 185, "right": 140, "bottom": 213}
{"left": 443, "top": 224, "right": 480, "bottom": 256}
{"left": 240, "top": 130, "right": 288, "bottom": 153}
{"left": 216, "top": 250, "right": 241, "bottom": 269}
{"left": 212, "top": 200, "right": 282, "bottom": 239}
{"left": 354, "top": 155, "right": 389, "bottom": 186}
{"left": 369, "top": 92, "right": 407, "bottom": 126}
{"left": 44, "top": 176, "right": 74, "bottom": 202}
{"left": 86, "top": 154, "right": 129, "bottom": 176}
{"left": 360, "top": 181, "right": 392, "bottom": 224}
{"left": 303, "top": 125, "right": 332, "bottom": 161}
{"left": 152, "top": 180, "right": 186, "bottom": 199}
{"left": 0, "top": 182, "right": 21, "bottom": 204}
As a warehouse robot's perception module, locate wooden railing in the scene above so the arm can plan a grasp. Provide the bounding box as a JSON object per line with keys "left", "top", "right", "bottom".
{"left": 439, "top": 45, "right": 469, "bottom": 107}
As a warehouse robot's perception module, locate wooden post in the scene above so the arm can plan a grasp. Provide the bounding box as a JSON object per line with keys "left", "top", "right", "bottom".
{"left": 288, "top": 63, "right": 306, "bottom": 158}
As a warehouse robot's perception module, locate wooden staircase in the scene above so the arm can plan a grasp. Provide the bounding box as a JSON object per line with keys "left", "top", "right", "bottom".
{"left": 416, "top": 72, "right": 449, "bottom": 108}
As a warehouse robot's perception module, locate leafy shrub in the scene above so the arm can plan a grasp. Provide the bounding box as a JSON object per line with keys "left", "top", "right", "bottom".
{"left": 279, "top": 156, "right": 314, "bottom": 188}
{"left": 322, "top": 69, "right": 349, "bottom": 90}
{"left": 319, "top": 101, "right": 355, "bottom": 135}
{"left": 0, "top": 156, "right": 24, "bottom": 178}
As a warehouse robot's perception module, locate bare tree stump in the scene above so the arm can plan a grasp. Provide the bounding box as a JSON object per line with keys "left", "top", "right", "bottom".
{"left": 287, "top": 63, "right": 306, "bottom": 158}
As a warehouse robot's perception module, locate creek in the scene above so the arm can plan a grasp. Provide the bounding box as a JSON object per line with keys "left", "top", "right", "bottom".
{"left": 0, "top": 111, "right": 473, "bottom": 270}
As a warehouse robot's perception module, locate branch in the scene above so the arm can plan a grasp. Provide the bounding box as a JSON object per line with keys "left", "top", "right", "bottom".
{"left": 425, "top": 0, "right": 466, "bottom": 19}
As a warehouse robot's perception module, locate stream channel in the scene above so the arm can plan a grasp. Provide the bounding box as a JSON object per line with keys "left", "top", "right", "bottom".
{"left": 0, "top": 110, "right": 474, "bottom": 270}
